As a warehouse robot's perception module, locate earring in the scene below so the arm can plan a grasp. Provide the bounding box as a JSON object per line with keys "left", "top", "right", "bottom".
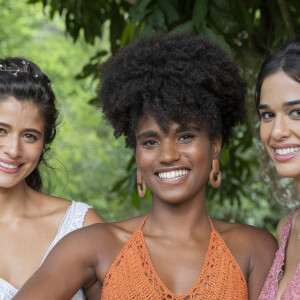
{"left": 209, "top": 159, "right": 222, "bottom": 188}
{"left": 136, "top": 169, "right": 146, "bottom": 198}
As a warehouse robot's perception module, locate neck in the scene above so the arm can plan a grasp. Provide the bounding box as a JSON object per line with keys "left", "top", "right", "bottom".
{"left": 146, "top": 191, "right": 210, "bottom": 238}
{"left": 0, "top": 181, "right": 33, "bottom": 218}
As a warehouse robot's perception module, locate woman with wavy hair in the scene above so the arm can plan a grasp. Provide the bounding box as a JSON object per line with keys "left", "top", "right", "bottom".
{"left": 0, "top": 57, "right": 103, "bottom": 300}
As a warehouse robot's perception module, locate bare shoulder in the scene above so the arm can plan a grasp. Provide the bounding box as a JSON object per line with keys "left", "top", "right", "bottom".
{"left": 65, "top": 217, "right": 143, "bottom": 256}
{"left": 212, "top": 219, "right": 277, "bottom": 272}
{"left": 31, "top": 191, "right": 71, "bottom": 212}
{"left": 31, "top": 191, "right": 104, "bottom": 224}
{"left": 212, "top": 219, "right": 277, "bottom": 299}
{"left": 276, "top": 208, "right": 300, "bottom": 246}
{"left": 82, "top": 208, "right": 104, "bottom": 225}
{"left": 276, "top": 214, "right": 290, "bottom": 247}
{"left": 213, "top": 218, "right": 277, "bottom": 247}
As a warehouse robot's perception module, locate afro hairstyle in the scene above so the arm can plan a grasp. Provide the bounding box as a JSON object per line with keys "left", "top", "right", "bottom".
{"left": 99, "top": 32, "right": 246, "bottom": 149}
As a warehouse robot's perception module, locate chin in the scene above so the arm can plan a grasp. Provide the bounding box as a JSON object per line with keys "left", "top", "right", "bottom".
{"left": 275, "top": 167, "right": 299, "bottom": 179}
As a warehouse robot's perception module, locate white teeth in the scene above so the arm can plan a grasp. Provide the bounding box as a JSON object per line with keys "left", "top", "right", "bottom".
{"left": 275, "top": 147, "right": 300, "bottom": 156}
{"left": 158, "top": 170, "right": 189, "bottom": 181}
{"left": 0, "top": 161, "right": 19, "bottom": 169}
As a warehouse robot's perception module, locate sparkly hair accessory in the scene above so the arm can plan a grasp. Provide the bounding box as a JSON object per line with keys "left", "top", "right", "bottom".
{"left": 0, "top": 59, "right": 54, "bottom": 87}
{"left": 0, "top": 59, "right": 39, "bottom": 78}
{"left": 0, "top": 62, "right": 19, "bottom": 76}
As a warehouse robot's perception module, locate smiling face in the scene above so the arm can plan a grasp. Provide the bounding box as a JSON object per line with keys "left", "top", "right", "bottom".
{"left": 135, "top": 115, "right": 221, "bottom": 205}
{"left": 0, "top": 97, "right": 45, "bottom": 189}
{"left": 259, "top": 71, "right": 300, "bottom": 182}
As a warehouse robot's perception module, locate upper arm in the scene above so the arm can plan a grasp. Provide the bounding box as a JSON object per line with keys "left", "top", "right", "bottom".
{"left": 83, "top": 208, "right": 105, "bottom": 226}
{"left": 13, "top": 228, "right": 99, "bottom": 300}
{"left": 84, "top": 281, "right": 102, "bottom": 300}
{"left": 247, "top": 230, "right": 277, "bottom": 300}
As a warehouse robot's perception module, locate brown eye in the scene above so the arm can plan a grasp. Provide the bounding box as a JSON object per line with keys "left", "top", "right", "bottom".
{"left": 260, "top": 112, "right": 274, "bottom": 120}
{"left": 178, "top": 134, "right": 194, "bottom": 141}
{"left": 23, "top": 134, "right": 37, "bottom": 142}
{"left": 0, "top": 128, "right": 7, "bottom": 135}
{"left": 290, "top": 109, "right": 300, "bottom": 119}
{"left": 142, "top": 139, "right": 158, "bottom": 148}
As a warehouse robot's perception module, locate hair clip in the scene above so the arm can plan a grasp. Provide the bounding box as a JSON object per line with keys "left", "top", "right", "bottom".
{"left": 22, "top": 60, "right": 30, "bottom": 72}
{"left": 11, "top": 69, "right": 20, "bottom": 77}
{"left": 0, "top": 64, "right": 7, "bottom": 70}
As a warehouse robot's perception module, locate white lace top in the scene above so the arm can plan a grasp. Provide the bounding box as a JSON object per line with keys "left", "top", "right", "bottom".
{"left": 0, "top": 201, "right": 92, "bottom": 300}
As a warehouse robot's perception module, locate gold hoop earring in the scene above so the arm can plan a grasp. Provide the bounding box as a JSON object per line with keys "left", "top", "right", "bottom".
{"left": 136, "top": 169, "right": 146, "bottom": 198}
{"left": 209, "top": 159, "right": 222, "bottom": 188}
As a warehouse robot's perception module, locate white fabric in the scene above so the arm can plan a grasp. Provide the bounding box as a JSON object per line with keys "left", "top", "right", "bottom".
{"left": 0, "top": 201, "right": 92, "bottom": 300}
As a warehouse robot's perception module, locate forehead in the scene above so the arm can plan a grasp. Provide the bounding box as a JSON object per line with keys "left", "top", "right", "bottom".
{"left": 136, "top": 114, "right": 200, "bottom": 133}
{"left": 0, "top": 97, "right": 45, "bottom": 128}
{"left": 260, "top": 71, "right": 300, "bottom": 105}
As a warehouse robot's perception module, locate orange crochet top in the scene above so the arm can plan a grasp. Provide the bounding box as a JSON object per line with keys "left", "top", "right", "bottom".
{"left": 102, "top": 217, "right": 248, "bottom": 299}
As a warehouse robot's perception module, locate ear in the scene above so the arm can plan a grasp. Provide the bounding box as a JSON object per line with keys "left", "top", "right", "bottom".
{"left": 212, "top": 136, "right": 222, "bottom": 159}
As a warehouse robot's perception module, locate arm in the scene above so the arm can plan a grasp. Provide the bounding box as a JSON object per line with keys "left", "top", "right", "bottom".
{"left": 247, "top": 229, "right": 277, "bottom": 300}
{"left": 13, "top": 227, "right": 100, "bottom": 300}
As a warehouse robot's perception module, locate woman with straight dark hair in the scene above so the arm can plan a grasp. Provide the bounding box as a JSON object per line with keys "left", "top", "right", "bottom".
{"left": 256, "top": 37, "right": 300, "bottom": 299}
{"left": 0, "top": 57, "right": 103, "bottom": 300}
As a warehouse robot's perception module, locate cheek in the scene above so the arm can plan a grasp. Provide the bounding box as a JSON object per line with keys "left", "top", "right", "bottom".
{"left": 135, "top": 150, "right": 152, "bottom": 170}
{"left": 29, "top": 143, "right": 44, "bottom": 163}
{"left": 260, "top": 123, "right": 270, "bottom": 146}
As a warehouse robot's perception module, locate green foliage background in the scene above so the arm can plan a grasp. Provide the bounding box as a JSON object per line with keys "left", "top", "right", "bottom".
{"left": 1, "top": 0, "right": 295, "bottom": 229}
{"left": 0, "top": 0, "right": 141, "bottom": 221}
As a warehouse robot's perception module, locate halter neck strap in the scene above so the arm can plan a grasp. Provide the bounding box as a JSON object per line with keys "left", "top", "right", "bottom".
{"left": 208, "top": 216, "right": 214, "bottom": 231}
{"left": 139, "top": 215, "right": 148, "bottom": 229}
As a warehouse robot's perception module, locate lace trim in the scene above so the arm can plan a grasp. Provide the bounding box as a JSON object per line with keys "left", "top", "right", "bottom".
{"left": 0, "top": 278, "right": 17, "bottom": 299}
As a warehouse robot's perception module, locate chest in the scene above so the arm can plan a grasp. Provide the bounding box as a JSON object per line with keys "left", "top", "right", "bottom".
{"left": 0, "top": 221, "right": 59, "bottom": 289}
{"left": 101, "top": 229, "right": 248, "bottom": 299}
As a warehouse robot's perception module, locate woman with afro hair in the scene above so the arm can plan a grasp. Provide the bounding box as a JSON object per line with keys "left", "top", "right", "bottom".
{"left": 14, "top": 32, "right": 277, "bottom": 300}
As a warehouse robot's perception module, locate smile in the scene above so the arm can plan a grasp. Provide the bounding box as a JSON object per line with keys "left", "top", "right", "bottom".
{"left": 275, "top": 147, "right": 300, "bottom": 155}
{"left": 158, "top": 170, "right": 189, "bottom": 181}
{"left": 0, "top": 161, "right": 19, "bottom": 169}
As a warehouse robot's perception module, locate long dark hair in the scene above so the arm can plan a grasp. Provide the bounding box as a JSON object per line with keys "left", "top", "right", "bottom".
{"left": 0, "top": 57, "right": 58, "bottom": 191}
{"left": 256, "top": 35, "right": 300, "bottom": 114}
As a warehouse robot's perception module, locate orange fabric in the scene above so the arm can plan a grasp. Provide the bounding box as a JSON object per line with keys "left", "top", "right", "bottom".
{"left": 102, "top": 217, "right": 248, "bottom": 299}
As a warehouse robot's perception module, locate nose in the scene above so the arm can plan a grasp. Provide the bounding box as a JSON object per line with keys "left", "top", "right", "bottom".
{"left": 271, "top": 115, "right": 290, "bottom": 140}
{"left": 159, "top": 140, "right": 180, "bottom": 164}
{"left": 3, "top": 135, "right": 22, "bottom": 158}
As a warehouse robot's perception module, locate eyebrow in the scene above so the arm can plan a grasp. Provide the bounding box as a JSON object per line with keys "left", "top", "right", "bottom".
{"left": 283, "top": 99, "right": 300, "bottom": 107}
{"left": 25, "top": 128, "right": 42, "bottom": 136}
{"left": 258, "top": 104, "right": 269, "bottom": 110}
{"left": 137, "top": 130, "right": 158, "bottom": 140}
{"left": 0, "top": 122, "right": 11, "bottom": 129}
{"left": 259, "top": 99, "right": 300, "bottom": 110}
{"left": 0, "top": 122, "right": 42, "bottom": 135}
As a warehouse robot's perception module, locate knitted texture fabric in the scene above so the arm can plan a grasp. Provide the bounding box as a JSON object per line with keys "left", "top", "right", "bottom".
{"left": 102, "top": 217, "right": 247, "bottom": 299}
{"left": 259, "top": 207, "right": 300, "bottom": 300}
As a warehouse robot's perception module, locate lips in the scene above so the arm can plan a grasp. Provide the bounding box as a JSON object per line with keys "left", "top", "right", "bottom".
{"left": 272, "top": 144, "right": 300, "bottom": 162}
{"left": 0, "top": 159, "right": 23, "bottom": 173}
